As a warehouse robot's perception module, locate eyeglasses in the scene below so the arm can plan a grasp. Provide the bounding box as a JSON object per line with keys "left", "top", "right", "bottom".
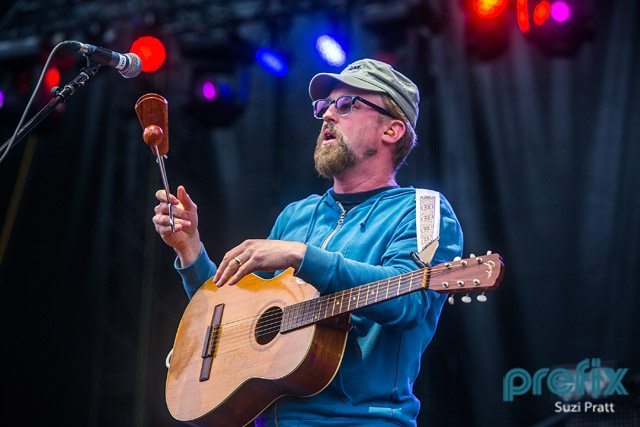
{"left": 312, "top": 95, "right": 394, "bottom": 120}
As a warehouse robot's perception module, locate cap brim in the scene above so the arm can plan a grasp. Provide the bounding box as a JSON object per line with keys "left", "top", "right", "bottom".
{"left": 309, "top": 73, "right": 387, "bottom": 100}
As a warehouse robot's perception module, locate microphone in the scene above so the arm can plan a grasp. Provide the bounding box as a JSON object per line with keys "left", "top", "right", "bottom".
{"left": 64, "top": 41, "right": 142, "bottom": 78}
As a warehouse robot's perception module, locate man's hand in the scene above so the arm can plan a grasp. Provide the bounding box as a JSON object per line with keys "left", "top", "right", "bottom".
{"left": 214, "top": 239, "right": 307, "bottom": 287}
{"left": 152, "top": 185, "right": 201, "bottom": 266}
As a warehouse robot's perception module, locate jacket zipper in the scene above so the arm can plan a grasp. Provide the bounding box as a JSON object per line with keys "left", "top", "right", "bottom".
{"left": 320, "top": 201, "right": 346, "bottom": 250}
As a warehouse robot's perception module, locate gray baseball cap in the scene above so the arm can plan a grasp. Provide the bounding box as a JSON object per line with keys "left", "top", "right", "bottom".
{"left": 309, "top": 58, "right": 420, "bottom": 127}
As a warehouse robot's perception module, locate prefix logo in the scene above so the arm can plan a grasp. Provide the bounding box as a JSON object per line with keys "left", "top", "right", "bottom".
{"left": 503, "top": 358, "right": 628, "bottom": 402}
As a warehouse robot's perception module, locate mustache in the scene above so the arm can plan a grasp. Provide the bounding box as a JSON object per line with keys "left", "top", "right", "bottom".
{"left": 317, "top": 124, "right": 340, "bottom": 145}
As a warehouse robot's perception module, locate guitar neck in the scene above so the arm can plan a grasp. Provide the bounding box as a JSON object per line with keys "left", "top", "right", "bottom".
{"left": 279, "top": 253, "right": 504, "bottom": 333}
{"left": 280, "top": 268, "right": 429, "bottom": 332}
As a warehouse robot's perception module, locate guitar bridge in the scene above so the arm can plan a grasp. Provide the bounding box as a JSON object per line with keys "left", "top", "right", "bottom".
{"left": 199, "top": 303, "right": 224, "bottom": 382}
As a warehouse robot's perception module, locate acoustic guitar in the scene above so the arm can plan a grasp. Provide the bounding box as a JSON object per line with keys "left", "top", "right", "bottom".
{"left": 166, "top": 252, "right": 504, "bottom": 426}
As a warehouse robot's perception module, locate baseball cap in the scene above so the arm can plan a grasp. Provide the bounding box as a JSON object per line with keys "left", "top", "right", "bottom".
{"left": 309, "top": 58, "right": 420, "bottom": 127}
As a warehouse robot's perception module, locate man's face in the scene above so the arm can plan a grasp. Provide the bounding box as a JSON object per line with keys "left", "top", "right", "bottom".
{"left": 313, "top": 85, "right": 386, "bottom": 179}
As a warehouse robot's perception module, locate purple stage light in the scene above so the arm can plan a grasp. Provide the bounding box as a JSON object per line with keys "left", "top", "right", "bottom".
{"left": 201, "top": 81, "right": 218, "bottom": 101}
{"left": 0, "top": 90, "right": 4, "bottom": 109}
{"left": 551, "top": 1, "right": 571, "bottom": 23}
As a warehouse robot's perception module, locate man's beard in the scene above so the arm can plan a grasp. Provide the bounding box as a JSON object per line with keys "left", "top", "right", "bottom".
{"left": 313, "top": 126, "right": 357, "bottom": 179}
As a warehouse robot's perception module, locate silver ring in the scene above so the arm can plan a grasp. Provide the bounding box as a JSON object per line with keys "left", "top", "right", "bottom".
{"left": 234, "top": 257, "right": 243, "bottom": 266}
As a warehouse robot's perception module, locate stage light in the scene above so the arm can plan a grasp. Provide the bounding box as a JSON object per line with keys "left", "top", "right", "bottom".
{"left": 522, "top": 0, "right": 593, "bottom": 56}
{"left": 550, "top": 1, "right": 571, "bottom": 23}
{"left": 461, "top": 0, "right": 511, "bottom": 60}
{"left": 183, "top": 69, "right": 249, "bottom": 127}
{"left": 201, "top": 80, "right": 218, "bottom": 101}
{"left": 517, "top": 0, "right": 531, "bottom": 33}
{"left": 316, "top": 35, "right": 346, "bottom": 67}
{"left": 44, "top": 67, "right": 61, "bottom": 91}
{"left": 533, "top": 1, "right": 551, "bottom": 26}
{"left": 255, "top": 48, "right": 288, "bottom": 77}
{"left": 130, "top": 36, "right": 166, "bottom": 73}
{"left": 473, "top": 0, "right": 508, "bottom": 19}
{"left": 0, "top": 90, "right": 4, "bottom": 109}
{"left": 178, "top": 35, "right": 252, "bottom": 127}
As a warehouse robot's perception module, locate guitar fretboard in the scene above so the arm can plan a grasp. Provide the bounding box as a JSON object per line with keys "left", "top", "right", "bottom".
{"left": 280, "top": 268, "right": 430, "bottom": 332}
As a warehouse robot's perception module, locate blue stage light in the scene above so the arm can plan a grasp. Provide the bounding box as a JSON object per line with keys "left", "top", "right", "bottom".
{"left": 316, "top": 35, "right": 346, "bottom": 67}
{"left": 256, "top": 48, "right": 288, "bottom": 77}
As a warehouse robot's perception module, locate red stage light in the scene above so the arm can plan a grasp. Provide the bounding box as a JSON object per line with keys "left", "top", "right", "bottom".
{"left": 130, "top": 36, "right": 166, "bottom": 73}
{"left": 44, "top": 67, "right": 61, "bottom": 90}
{"left": 534, "top": 1, "right": 551, "bottom": 26}
{"left": 517, "top": 0, "right": 531, "bottom": 33}
{"left": 472, "top": 0, "right": 508, "bottom": 19}
{"left": 463, "top": 0, "right": 511, "bottom": 60}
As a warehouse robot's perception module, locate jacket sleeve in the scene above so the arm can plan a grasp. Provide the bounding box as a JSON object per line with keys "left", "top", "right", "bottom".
{"left": 173, "top": 201, "right": 300, "bottom": 299}
{"left": 295, "top": 195, "right": 463, "bottom": 330}
{"left": 174, "top": 244, "right": 217, "bottom": 299}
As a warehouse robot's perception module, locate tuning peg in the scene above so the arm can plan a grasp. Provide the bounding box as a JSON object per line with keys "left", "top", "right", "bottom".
{"left": 486, "top": 250, "right": 492, "bottom": 255}
{"left": 453, "top": 256, "right": 461, "bottom": 261}
{"left": 448, "top": 295, "right": 455, "bottom": 305}
{"left": 470, "top": 253, "right": 476, "bottom": 258}
{"left": 476, "top": 292, "right": 487, "bottom": 303}
{"left": 461, "top": 294, "right": 472, "bottom": 303}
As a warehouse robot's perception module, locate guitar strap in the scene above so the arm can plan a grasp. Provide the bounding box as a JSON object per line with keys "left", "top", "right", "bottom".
{"left": 415, "top": 189, "right": 440, "bottom": 265}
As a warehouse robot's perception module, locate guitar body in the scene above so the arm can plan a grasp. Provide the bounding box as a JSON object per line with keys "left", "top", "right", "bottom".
{"left": 166, "top": 269, "right": 350, "bottom": 426}
{"left": 165, "top": 253, "right": 504, "bottom": 426}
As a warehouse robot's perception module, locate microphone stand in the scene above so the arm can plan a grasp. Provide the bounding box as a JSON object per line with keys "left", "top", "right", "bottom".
{"left": 1, "top": 63, "right": 103, "bottom": 153}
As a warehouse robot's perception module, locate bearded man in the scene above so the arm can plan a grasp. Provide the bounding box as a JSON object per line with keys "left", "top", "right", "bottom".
{"left": 153, "top": 58, "right": 463, "bottom": 426}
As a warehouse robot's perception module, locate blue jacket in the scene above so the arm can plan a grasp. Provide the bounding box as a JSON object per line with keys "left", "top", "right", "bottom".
{"left": 176, "top": 187, "right": 463, "bottom": 426}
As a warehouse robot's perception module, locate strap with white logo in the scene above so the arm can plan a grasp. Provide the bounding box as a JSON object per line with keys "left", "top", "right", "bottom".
{"left": 415, "top": 189, "right": 440, "bottom": 265}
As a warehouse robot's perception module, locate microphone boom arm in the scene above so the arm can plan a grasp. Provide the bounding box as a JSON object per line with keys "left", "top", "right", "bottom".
{"left": 0, "top": 63, "right": 102, "bottom": 158}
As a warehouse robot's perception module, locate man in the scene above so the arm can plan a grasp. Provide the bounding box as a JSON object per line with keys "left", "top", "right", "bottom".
{"left": 153, "top": 59, "right": 463, "bottom": 426}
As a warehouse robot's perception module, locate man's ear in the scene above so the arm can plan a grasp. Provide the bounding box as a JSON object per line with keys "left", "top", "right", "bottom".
{"left": 381, "top": 119, "right": 406, "bottom": 144}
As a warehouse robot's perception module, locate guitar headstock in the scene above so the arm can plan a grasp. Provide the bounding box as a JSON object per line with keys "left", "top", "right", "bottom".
{"left": 427, "top": 252, "right": 504, "bottom": 304}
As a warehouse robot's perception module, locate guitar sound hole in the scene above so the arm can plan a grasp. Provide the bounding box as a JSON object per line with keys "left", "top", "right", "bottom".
{"left": 255, "top": 306, "right": 283, "bottom": 345}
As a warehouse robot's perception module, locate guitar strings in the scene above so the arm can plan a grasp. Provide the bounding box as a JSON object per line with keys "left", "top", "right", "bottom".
{"left": 196, "top": 276, "right": 424, "bottom": 357}
{"left": 207, "top": 262, "right": 483, "bottom": 339}
{"left": 200, "top": 274, "right": 477, "bottom": 358}
{"left": 209, "top": 265, "right": 461, "bottom": 332}
{"left": 201, "top": 266, "right": 422, "bottom": 334}
{"left": 195, "top": 271, "right": 424, "bottom": 354}
{"left": 211, "top": 262, "right": 483, "bottom": 330}
{"left": 190, "top": 263, "right": 491, "bottom": 356}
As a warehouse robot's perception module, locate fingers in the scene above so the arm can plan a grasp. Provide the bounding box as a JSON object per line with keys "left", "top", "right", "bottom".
{"left": 215, "top": 256, "right": 251, "bottom": 287}
{"left": 154, "top": 201, "right": 193, "bottom": 220}
{"left": 226, "top": 259, "right": 255, "bottom": 287}
{"left": 214, "top": 242, "right": 250, "bottom": 286}
{"left": 152, "top": 213, "right": 191, "bottom": 230}
{"left": 213, "top": 253, "right": 233, "bottom": 285}
{"left": 177, "top": 185, "right": 197, "bottom": 210}
{"left": 155, "top": 189, "right": 179, "bottom": 204}
{"left": 154, "top": 222, "right": 184, "bottom": 236}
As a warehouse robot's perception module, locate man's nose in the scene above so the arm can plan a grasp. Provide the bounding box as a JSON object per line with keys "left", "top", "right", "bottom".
{"left": 322, "top": 103, "right": 338, "bottom": 123}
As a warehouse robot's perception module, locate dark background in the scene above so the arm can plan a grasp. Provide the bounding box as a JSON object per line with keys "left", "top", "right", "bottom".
{"left": 1, "top": 1, "right": 638, "bottom": 426}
